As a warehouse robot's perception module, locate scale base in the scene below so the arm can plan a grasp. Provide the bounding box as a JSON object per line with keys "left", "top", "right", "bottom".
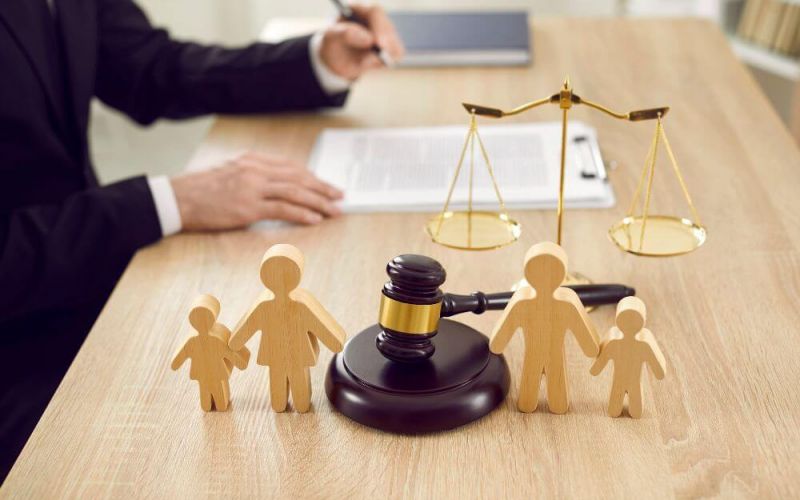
{"left": 325, "top": 319, "right": 510, "bottom": 434}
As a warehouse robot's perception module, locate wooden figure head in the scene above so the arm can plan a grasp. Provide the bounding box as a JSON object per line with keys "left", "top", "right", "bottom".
{"left": 523, "top": 242, "right": 568, "bottom": 293}
{"left": 189, "top": 294, "right": 220, "bottom": 335}
{"left": 616, "top": 296, "right": 646, "bottom": 336}
{"left": 260, "top": 244, "right": 304, "bottom": 294}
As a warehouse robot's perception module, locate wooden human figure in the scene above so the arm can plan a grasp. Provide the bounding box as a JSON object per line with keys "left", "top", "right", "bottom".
{"left": 171, "top": 294, "right": 251, "bottom": 412}
{"left": 230, "top": 244, "right": 346, "bottom": 413}
{"left": 490, "top": 242, "right": 600, "bottom": 414}
{"left": 590, "top": 296, "right": 666, "bottom": 418}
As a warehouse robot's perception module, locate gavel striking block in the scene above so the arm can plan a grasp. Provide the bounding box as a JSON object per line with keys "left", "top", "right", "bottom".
{"left": 325, "top": 254, "right": 510, "bottom": 434}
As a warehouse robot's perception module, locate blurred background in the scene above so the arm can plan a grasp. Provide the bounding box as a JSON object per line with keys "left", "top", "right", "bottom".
{"left": 91, "top": 0, "right": 800, "bottom": 184}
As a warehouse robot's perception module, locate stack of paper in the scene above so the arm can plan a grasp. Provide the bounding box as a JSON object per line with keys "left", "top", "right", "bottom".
{"left": 308, "top": 122, "right": 615, "bottom": 213}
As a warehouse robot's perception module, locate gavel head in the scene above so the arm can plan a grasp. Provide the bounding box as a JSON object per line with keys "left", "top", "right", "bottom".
{"left": 376, "top": 254, "right": 446, "bottom": 363}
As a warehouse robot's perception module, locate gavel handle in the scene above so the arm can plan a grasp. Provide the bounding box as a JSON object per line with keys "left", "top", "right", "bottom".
{"left": 440, "top": 284, "right": 636, "bottom": 317}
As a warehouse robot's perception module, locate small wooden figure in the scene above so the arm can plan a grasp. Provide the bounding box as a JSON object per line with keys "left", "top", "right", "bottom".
{"left": 590, "top": 296, "right": 666, "bottom": 418}
{"left": 490, "top": 242, "right": 600, "bottom": 414}
{"left": 230, "top": 244, "right": 346, "bottom": 413}
{"left": 171, "top": 294, "right": 251, "bottom": 412}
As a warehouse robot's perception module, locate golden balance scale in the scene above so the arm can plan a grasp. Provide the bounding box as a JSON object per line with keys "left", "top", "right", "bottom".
{"left": 425, "top": 77, "right": 707, "bottom": 275}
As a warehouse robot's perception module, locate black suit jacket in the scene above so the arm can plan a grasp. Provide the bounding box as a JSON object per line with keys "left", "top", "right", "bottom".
{"left": 0, "top": 0, "right": 346, "bottom": 479}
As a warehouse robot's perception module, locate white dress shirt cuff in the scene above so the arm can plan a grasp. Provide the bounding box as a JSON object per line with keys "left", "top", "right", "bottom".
{"left": 309, "top": 31, "right": 352, "bottom": 95}
{"left": 147, "top": 175, "right": 182, "bottom": 236}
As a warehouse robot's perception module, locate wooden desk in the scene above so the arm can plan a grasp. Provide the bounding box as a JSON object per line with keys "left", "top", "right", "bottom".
{"left": 4, "top": 18, "right": 800, "bottom": 498}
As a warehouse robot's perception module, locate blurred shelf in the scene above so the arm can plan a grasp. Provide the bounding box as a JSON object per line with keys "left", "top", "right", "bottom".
{"left": 729, "top": 36, "right": 800, "bottom": 81}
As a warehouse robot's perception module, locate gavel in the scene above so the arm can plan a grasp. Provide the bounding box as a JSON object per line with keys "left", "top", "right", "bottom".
{"left": 376, "top": 254, "right": 634, "bottom": 363}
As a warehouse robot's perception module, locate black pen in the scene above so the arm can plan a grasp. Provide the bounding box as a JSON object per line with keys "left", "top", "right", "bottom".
{"left": 330, "top": 0, "right": 393, "bottom": 66}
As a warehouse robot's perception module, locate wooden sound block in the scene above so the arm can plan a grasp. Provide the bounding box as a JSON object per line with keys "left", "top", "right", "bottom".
{"left": 325, "top": 319, "right": 509, "bottom": 434}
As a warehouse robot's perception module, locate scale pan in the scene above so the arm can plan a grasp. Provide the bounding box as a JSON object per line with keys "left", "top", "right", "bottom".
{"left": 426, "top": 211, "right": 520, "bottom": 251}
{"left": 608, "top": 215, "right": 706, "bottom": 257}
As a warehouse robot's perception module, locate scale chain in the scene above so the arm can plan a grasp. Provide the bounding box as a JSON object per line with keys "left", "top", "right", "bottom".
{"left": 473, "top": 126, "right": 512, "bottom": 231}
{"left": 627, "top": 120, "right": 660, "bottom": 218}
{"left": 659, "top": 122, "right": 702, "bottom": 226}
{"left": 434, "top": 113, "right": 475, "bottom": 237}
{"left": 638, "top": 115, "right": 663, "bottom": 251}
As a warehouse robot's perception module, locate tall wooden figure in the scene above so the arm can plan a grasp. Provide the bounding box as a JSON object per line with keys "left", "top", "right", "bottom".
{"left": 590, "top": 296, "right": 666, "bottom": 418}
{"left": 230, "top": 244, "right": 346, "bottom": 413}
{"left": 171, "top": 294, "right": 251, "bottom": 412}
{"left": 490, "top": 242, "right": 600, "bottom": 414}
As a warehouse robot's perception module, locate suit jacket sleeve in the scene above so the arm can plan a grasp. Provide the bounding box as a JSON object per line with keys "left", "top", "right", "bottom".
{"left": 94, "top": 0, "right": 346, "bottom": 125}
{"left": 0, "top": 176, "right": 162, "bottom": 320}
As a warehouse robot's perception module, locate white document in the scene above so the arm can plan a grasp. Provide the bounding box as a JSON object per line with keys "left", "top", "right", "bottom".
{"left": 308, "top": 121, "right": 615, "bottom": 213}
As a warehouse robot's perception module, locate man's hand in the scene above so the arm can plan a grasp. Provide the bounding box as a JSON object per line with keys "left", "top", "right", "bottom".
{"left": 171, "top": 152, "right": 343, "bottom": 231}
{"left": 319, "top": 4, "right": 405, "bottom": 81}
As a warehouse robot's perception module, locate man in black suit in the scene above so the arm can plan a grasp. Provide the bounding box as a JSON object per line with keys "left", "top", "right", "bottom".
{"left": 0, "top": 0, "right": 403, "bottom": 480}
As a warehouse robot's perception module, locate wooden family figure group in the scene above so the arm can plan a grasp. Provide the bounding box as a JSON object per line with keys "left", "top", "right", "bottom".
{"left": 489, "top": 242, "right": 666, "bottom": 418}
{"left": 171, "top": 244, "right": 346, "bottom": 412}
{"left": 172, "top": 242, "right": 666, "bottom": 419}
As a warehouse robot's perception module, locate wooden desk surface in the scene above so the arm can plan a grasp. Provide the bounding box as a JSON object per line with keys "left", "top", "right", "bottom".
{"left": 4, "top": 18, "right": 800, "bottom": 498}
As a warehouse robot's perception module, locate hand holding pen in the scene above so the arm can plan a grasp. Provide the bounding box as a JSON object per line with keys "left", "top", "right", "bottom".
{"left": 319, "top": 2, "right": 404, "bottom": 79}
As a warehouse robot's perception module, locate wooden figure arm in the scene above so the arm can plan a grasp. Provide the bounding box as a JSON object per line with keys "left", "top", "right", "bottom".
{"left": 589, "top": 339, "right": 612, "bottom": 376}
{"left": 225, "top": 345, "right": 251, "bottom": 371}
{"left": 642, "top": 330, "right": 667, "bottom": 380}
{"left": 562, "top": 289, "right": 600, "bottom": 357}
{"left": 171, "top": 343, "right": 190, "bottom": 371}
{"left": 489, "top": 291, "right": 527, "bottom": 354}
{"left": 298, "top": 291, "right": 346, "bottom": 353}
{"left": 230, "top": 304, "right": 262, "bottom": 351}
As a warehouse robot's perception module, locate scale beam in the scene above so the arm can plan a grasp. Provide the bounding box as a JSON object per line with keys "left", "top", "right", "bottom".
{"left": 462, "top": 96, "right": 669, "bottom": 122}
{"left": 462, "top": 95, "right": 557, "bottom": 117}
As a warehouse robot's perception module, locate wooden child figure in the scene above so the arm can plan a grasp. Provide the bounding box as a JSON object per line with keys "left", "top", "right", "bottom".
{"left": 171, "top": 294, "right": 251, "bottom": 412}
{"left": 230, "top": 244, "right": 346, "bottom": 413}
{"left": 590, "top": 296, "right": 666, "bottom": 418}
{"left": 490, "top": 242, "right": 600, "bottom": 414}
